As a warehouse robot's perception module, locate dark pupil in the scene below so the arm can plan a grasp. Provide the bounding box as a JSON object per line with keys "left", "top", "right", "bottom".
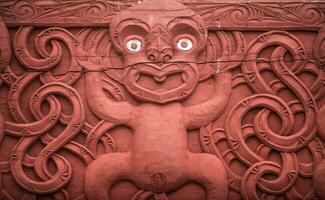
{"left": 181, "top": 41, "right": 188, "bottom": 48}
{"left": 131, "top": 42, "right": 138, "bottom": 49}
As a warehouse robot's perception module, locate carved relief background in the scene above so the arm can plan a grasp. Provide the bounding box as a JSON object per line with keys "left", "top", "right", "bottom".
{"left": 0, "top": 0, "right": 325, "bottom": 200}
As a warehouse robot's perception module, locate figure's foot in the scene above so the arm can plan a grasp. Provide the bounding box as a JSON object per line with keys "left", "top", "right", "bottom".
{"left": 186, "top": 153, "right": 228, "bottom": 200}
{"left": 84, "top": 152, "right": 130, "bottom": 200}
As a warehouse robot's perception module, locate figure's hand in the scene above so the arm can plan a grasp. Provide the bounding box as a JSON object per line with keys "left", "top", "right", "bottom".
{"left": 184, "top": 71, "right": 232, "bottom": 129}
{"left": 317, "top": 104, "right": 325, "bottom": 141}
{"left": 0, "top": 112, "right": 4, "bottom": 144}
{"left": 84, "top": 71, "right": 134, "bottom": 124}
{"left": 313, "top": 160, "right": 325, "bottom": 199}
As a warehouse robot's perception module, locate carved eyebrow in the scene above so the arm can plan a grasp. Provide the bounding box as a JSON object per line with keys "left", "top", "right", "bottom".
{"left": 167, "top": 16, "right": 204, "bottom": 31}
{"left": 115, "top": 18, "right": 150, "bottom": 33}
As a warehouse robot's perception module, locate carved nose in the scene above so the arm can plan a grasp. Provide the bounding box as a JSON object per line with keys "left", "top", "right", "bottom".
{"left": 147, "top": 48, "right": 173, "bottom": 63}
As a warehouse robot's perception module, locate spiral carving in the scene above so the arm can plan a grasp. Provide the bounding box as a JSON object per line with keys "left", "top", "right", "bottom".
{"left": 200, "top": 29, "right": 324, "bottom": 200}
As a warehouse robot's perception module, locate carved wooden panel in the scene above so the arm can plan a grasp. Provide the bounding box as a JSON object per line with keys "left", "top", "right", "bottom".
{"left": 0, "top": 0, "right": 325, "bottom": 199}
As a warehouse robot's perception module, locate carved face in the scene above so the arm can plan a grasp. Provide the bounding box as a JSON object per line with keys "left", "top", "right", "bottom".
{"left": 110, "top": 0, "right": 207, "bottom": 103}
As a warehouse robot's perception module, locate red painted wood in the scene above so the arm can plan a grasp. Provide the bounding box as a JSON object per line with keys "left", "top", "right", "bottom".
{"left": 0, "top": 0, "right": 324, "bottom": 199}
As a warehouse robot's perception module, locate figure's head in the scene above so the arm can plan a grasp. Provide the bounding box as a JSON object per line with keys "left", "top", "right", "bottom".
{"left": 109, "top": 0, "right": 208, "bottom": 103}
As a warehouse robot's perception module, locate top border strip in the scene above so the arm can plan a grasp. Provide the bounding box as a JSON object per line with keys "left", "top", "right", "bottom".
{"left": 0, "top": 0, "right": 324, "bottom": 30}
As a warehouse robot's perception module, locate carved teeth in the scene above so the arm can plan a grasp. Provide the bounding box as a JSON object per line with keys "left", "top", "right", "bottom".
{"left": 155, "top": 88, "right": 168, "bottom": 92}
{"left": 134, "top": 72, "right": 140, "bottom": 82}
{"left": 181, "top": 73, "right": 187, "bottom": 82}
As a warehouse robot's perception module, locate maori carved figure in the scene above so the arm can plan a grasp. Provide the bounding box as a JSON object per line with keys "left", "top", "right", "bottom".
{"left": 81, "top": 0, "right": 234, "bottom": 199}
{"left": 0, "top": 0, "right": 325, "bottom": 200}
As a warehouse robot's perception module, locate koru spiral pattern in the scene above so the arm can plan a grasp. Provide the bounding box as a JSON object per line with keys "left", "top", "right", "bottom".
{"left": 0, "top": 0, "right": 324, "bottom": 200}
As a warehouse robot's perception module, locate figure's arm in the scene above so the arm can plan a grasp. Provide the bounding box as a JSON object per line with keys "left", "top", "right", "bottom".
{"left": 75, "top": 28, "right": 135, "bottom": 124}
{"left": 184, "top": 72, "right": 232, "bottom": 129}
{"left": 85, "top": 71, "right": 134, "bottom": 124}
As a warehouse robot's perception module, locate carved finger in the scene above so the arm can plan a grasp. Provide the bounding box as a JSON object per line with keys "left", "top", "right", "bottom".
{"left": 184, "top": 71, "right": 232, "bottom": 129}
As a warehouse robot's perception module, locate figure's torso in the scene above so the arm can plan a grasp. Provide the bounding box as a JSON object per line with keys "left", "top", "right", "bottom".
{"left": 129, "top": 103, "right": 189, "bottom": 190}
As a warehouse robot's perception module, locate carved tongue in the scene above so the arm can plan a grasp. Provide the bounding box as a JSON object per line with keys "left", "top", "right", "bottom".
{"left": 153, "top": 75, "right": 167, "bottom": 82}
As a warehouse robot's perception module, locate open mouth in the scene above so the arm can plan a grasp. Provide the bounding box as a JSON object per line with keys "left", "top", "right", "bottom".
{"left": 136, "top": 71, "right": 187, "bottom": 93}
{"left": 124, "top": 63, "right": 198, "bottom": 103}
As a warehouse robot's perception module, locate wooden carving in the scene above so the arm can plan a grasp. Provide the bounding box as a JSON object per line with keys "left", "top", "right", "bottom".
{"left": 0, "top": 0, "right": 324, "bottom": 200}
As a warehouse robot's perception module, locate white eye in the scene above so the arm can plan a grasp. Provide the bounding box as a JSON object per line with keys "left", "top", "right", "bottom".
{"left": 126, "top": 39, "right": 142, "bottom": 52}
{"left": 176, "top": 38, "right": 193, "bottom": 51}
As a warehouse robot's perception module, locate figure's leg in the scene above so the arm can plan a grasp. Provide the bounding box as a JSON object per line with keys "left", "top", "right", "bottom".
{"left": 186, "top": 153, "right": 228, "bottom": 200}
{"left": 84, "top": 152, "right": 130, "bottom": 200}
